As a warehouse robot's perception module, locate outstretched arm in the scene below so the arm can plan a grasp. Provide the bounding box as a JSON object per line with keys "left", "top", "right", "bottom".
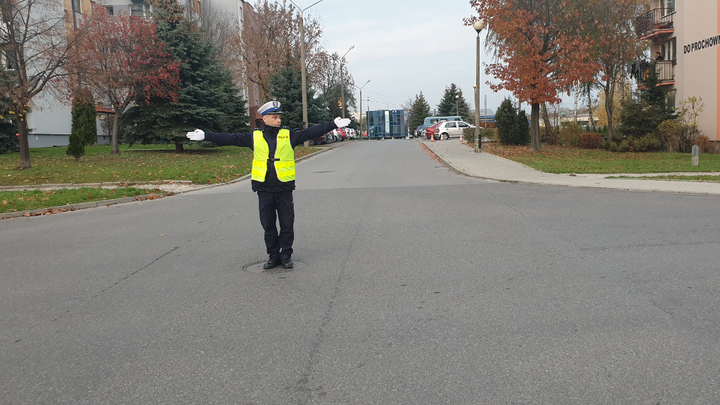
{"left": 186, "top": 129, "right": 253, "bottom": 148}
{"left": 290, "top": 118, "right": 351, "bottom": 147}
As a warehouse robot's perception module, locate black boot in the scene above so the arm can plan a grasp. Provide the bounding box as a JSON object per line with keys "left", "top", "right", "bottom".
{"left": 263, "top": 257, "right": 281, "bottom": 269}
{"left": 282, "top": 258, "right": 294, "bottom": 269}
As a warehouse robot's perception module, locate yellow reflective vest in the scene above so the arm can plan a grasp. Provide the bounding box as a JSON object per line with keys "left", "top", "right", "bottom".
{"left": 251, "top": 129, "right": 296, "bottom": 182}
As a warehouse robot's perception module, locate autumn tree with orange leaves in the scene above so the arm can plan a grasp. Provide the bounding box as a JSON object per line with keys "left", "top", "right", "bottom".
{"left": 67, "top": 8, "right": 181, "bottom": 154}
{"left": 468, "top": 0, "right": 600, "bottom": 151}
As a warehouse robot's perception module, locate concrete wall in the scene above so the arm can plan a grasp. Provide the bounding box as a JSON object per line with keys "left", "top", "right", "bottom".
{"left": 676, "top": 0, "right": 720, "bottom": 141}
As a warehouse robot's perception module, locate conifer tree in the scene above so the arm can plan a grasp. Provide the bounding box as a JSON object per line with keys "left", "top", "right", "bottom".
{"left": 437, "top": 83, "right": 471, "bottom": 121}
{"left": 515, "top": 110, "right": 530, "bottom": 145}
{"left": 268, "top": 65, "right": 329, "bottom": 128}
{"left": 123, "top": 1, "right": 248, "bottom": 151}
{"left": 410, "top": 92, "right": 431, "bottom": 130}
{"left": 0, "top": 72, "right": 18, "bottom": 154}
{"left": 71, "top": 88, "right": 98, "bottom": 146}
{"left": 618, "top": 66, "right": 673, "bottom": 141}
{"left": 496, "top": 98, "right": 520, "bottom": 145}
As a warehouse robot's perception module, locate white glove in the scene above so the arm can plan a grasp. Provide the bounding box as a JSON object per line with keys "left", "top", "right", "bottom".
{"left": 334, "top": 117, "right": 351, "bottom": 128}
{"left": 186, "top": 129, "right": 205, "bottom": 141}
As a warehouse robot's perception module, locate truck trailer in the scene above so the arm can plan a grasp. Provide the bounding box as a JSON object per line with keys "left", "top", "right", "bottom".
{"left": 366, "top": 110, "right": 409, "bottom": 139}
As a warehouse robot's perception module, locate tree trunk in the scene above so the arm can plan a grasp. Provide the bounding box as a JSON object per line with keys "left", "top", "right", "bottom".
{"left": 541, "top": 103, "right": 554, "bottom": 145}
{"left": 586, "top": 88, "right": 596, "bottom": 132}
{"left": 605, "top": 85, "right": 614, "bottom": 141}
{"left": 112, "top": 113, "right": 120, "bottom": 154}
{"left": 531, "top": 102, "right": 541, "bottom": 151}
{"left": 175, "top": 141, "right": 184, "bottom": 152}
{"left": 18, "top": 117, "right": 31, "bottom": 169}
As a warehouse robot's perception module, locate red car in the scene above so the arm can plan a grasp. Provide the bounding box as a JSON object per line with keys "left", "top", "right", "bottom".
{"left": 425, "top": 121, "right": 445, "bottom": 140}
{"left": 312, "top": 134, "right": 326, "bottom": 145}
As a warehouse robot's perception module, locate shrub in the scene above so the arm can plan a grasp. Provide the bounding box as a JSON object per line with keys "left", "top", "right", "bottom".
{"left": 658, "top": 119, "right": 684, "bottom": 152}
{"left": 617, "top": 139, "right": 631, "bottom": 152}
{"left": 694, "top": 135, "right": 713, "bottom": 153}
{"left": 558, "top": 122, "right": 582, "bottom": 147}
{"left": 66, "top": 132, "right": 85, "bottom": 161}
{"left": 463, "top": 127, "right": 474, "bottom": 144}
{"left": 631, "top": 134, "right": 662, "bottom": 152}
{"left": 464, "top": 127, "right": 497, "bottom": 144}
{"left": 579, "top": 132, "right": 602, "bottom": 149}
{"left": 0, "top": 122, "right": 19, "bottom": 154}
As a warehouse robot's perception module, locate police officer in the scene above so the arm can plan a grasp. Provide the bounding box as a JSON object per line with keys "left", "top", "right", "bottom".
{"left": 186, "top": 101, "right": 351, "bottom": 269}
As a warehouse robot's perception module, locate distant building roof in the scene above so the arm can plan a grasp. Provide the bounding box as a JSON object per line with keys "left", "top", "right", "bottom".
{"left": 95, "top": 105, "right": 115, "bottom": 114}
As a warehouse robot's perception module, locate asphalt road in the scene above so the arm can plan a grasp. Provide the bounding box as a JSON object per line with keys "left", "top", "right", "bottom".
{"left": 2, "top": 139, "right": 719, "bottom": 404}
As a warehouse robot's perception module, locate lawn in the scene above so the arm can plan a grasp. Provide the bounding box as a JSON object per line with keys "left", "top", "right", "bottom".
{"left": 0, "top": 187, "right": 153, "bottom": 214}
{"left": 483, "top": 144, "right": 720, "bottom": 174}
{"left": 0, "top": 143, "right": 321, "bottom": 214}
{"left": 0, "top": 143, "right": 320, "bottom": 186}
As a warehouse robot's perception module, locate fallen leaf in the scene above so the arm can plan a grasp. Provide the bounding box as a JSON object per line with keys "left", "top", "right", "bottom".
{"left": 160, "top": 233, "right": 167, "bottom": 236}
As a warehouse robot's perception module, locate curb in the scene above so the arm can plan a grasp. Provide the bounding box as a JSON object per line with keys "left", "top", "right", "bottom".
{"left": 0, "top": 143, "right": 343, "bottom": 220}
{"left": 0, "top": 194, "right": 165, "bottom": 220}
{"left": 419, "top": 139, "right": 720, "bottom": 196}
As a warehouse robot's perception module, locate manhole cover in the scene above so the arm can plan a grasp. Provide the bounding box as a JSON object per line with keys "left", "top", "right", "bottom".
{"left": 243, "top": 260, "right": 307, "bottom": 274}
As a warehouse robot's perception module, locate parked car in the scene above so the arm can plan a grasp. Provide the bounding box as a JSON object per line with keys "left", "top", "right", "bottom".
{"left": 312, "top": 133, "right": 326, "bottom": 145}
{"left": 335, "top": 128, "right": 346, "bottom": 141}
{"left": 345, "top": 128, "right": 356, "bottom": 139}
{"left": 425, "top": 121, "right": 445, "bottom": 140}
{"left": 435, "top": 121, "right": 475, "bottom": 140}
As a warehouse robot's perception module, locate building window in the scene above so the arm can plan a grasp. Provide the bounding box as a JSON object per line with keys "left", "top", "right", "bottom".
{"left": 106, "top": 5, "right": 113, "bottom": 16}
{"left": 4, "top": 49, "right": 16, "bottom": 70}
{"left": 131, "top": 4, "right": 151, "bottom": 17}
{"left": 663, "top": 38, "right": 677, "bottom": 61}
{"left": 72, "top": 0, "right": 82, "bottom": 13}
{"left": 662, "top": 0, "right": 675, "bottom": 15}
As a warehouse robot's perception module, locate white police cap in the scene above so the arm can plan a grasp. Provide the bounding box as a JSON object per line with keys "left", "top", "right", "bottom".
{"left": 258, "top": 101, "right": 282, "bottom": 116}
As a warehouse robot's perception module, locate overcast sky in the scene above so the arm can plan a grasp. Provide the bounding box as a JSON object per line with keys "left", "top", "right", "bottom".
{"left": 300, "top": 0, "right": 522, "bottom": 114}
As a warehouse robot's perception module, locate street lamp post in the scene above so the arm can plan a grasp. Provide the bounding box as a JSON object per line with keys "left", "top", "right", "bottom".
{"left": 289, "top": 0, "right": 324, "bottom": 146}
{"left": 474, "top": 20, "right": 484, "bottom": 152}
{"left": 455, "top": 94, "right": 459, "bottom": 116}
{"left": 358, "top": 79, "right": 370, "bottom": 139}
{"left": 340, "top": 45, "right": 354, "bottom": 119}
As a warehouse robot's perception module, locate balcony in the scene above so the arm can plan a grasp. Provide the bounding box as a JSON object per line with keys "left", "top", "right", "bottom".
{"left": 635, "top": 8, "right": 674, "bottom": 40}
{"left": 655, "top": 60, "right": 674, "bottom": 85}
{"left": 632, "top": 60, "right": 674, "bottom": 86}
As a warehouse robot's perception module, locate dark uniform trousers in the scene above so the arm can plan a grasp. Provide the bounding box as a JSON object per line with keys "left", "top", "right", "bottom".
{"left": 257, "top": 190, "right": 295, "bottom": 260}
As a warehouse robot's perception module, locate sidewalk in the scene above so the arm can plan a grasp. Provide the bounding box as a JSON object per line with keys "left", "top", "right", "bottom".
{"left": 422, "top": 139, "right": 720, "bottom": 196}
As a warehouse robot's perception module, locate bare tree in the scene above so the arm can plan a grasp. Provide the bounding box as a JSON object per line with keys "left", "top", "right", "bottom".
{"left": 312, "top": 51, "right": 355, "bottom": 117}
{"left": 592, "top": 0, "right": 646, "bottom": 141}
{"left": 242, "top": 0, "right": 324, "bottom": 101}
{"left": 0, "top": 0, "right": 84, "bottom": 169}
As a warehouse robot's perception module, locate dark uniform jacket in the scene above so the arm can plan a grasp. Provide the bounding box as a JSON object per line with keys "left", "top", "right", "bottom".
{"left": 205, "top": 121, "right": 337, "bottom": 192}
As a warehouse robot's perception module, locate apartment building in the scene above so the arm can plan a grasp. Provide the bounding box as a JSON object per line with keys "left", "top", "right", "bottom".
{"left": 24, "top": 0, "right": 258, "bottom": 147}
{"left": 636, "top": 0, "right": 720, "bottom": 142}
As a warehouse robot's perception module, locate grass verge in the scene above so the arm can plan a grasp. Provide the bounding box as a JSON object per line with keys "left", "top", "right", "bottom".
{"left": 0, "top": 187, "right": 153, "bottom": 214}
{"left": 0, "top": 143, "right": 321, "bottom": 213}
{"left": 0, "top": 143, "right": 319, "bottom": 186}
{"left": 483, "top": 144, "right": 720, "bottom": 174}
